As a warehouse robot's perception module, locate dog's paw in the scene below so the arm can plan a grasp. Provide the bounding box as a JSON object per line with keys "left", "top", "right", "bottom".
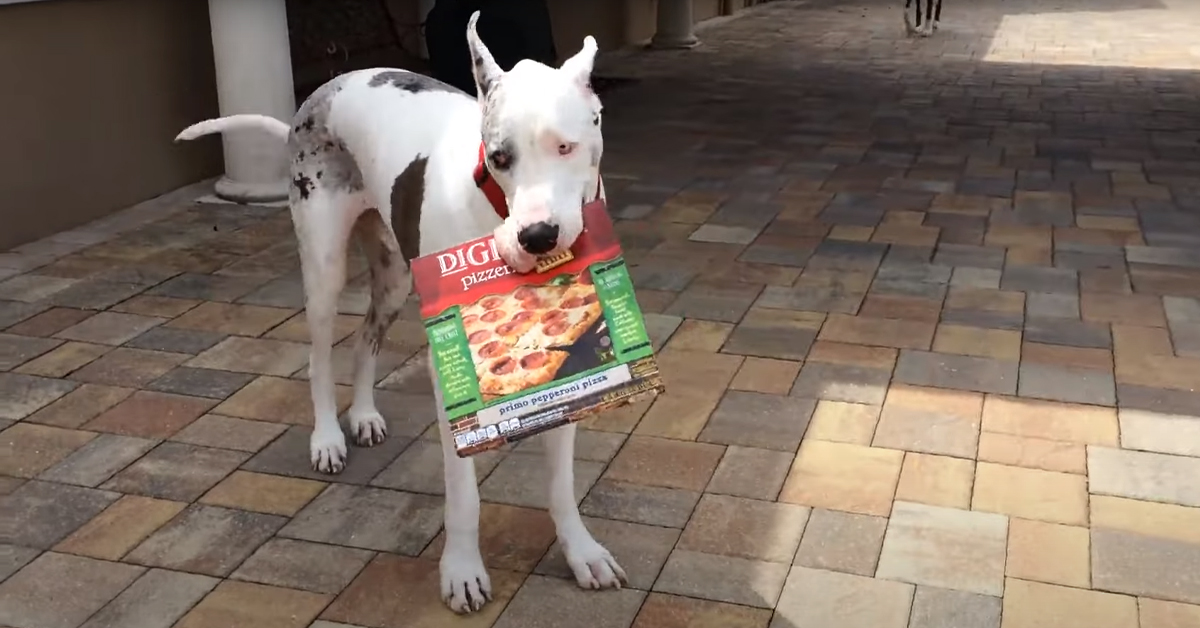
{"left": 562, "top": 538, "right": 628, "bottom": 590}
{"left": 440, "top": 548, "right": 492, "bottom": 614}
{"left": 310, "top": 426, "right": 347, "bottom": 474}
{"left": 348, "top": 408, "right": 388, "bottom": 447}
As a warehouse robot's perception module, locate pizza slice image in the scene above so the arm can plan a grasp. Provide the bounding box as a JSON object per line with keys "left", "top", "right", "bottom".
{"left": 459, "top": 270, "right": 610, "bottom": 398}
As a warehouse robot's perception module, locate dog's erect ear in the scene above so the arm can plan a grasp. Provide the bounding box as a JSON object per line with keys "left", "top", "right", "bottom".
{"left": 559, "top": 36, "right": 598, "bottom": 90}
{"left": 466, "top": 11, "right": 504, "bottom": 99}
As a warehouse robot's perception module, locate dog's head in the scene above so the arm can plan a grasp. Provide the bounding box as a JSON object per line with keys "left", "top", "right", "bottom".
{"left": 467, "top": 12, "right": 603, "bottom": 268}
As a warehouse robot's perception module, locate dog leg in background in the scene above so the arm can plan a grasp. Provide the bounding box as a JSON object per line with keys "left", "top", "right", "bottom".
{"left": 923, "top": 0, "right": 935, "bottom": 35}
{"left": 543, "top": 423, "right": 628, "bottom": 589}
{"left": 435, "top": 359, "right": 492, "bottom": 613}
{"left": 347, "top": 211, "right": 410, "bottom": 446}
{"left": 903, "top": 0, "right": 916, "bottom": 35}
{"left": 934, "top": 0, "right": 943, "bottom": 30}
{"left": 296, "top": 192, "right": 354, "bottom": 473}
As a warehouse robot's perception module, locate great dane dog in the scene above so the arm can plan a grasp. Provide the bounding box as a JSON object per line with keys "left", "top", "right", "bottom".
{"left": 175, "top": 11, "right": 625, "bottom": 614}
{"left": 904, "top": 0, "right": 943, "bottom": 37}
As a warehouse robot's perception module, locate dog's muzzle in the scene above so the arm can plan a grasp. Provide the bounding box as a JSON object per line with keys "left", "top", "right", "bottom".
{"left": 517, "top": 221, "right": 559, "bottom": 255}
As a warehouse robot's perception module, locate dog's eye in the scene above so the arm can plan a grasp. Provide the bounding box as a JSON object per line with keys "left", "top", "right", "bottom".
{"left": 557, "top": 142, "right": 577, "bottom": 156}
{"left": 489, "top": 150, "right": 512, "bottom": 171}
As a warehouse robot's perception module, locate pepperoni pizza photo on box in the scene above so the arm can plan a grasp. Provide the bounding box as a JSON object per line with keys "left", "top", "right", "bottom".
{"left": 412, "top": 200, "right": 665, "bottom": 457}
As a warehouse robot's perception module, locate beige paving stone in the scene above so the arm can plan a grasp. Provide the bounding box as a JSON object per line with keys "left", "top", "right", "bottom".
{"left": 1090, "top": 495, "right": 1200, "bottom": 545}
{"left": 632, "top": 593, "right": 772, "bottom": 628}
{"left": 873, "top": 385, "right": 983, "bottom": 458}
{"left": 972, "top": 462, "right": 1088, "bottom": 525}
{"left": 1118, "top": 409, "right": 1200, "bottom": 457}
{"left": 981, "top": 395, "right": 1118, "bottom": 445}
{"left": 771, "top": 567, "right": 914, "bottom": 628}
{"left": 664, "top": 319, "right": 734, "bottom": 352}
{"left": 730, "top": 357, "right": 803, "bottom": 395}
{"left": 635, "top": 350, "right": 742, "bottom": 440}
{"left": 491, "top": 575, "right": 645, "bottom": 628}
{"left": 678, "top": 494, "right": 810, "bottom": 564}
{"left": 54, "top": 495, "right": 187, "bottom": 561}
{"left": 1088, "top": 447, "right": 1200, "bottom": 508}
{"left": 894, "top": 453, "right": 975, "bottom": 510}
{"left": 1005, "top": 518, "right": 1090, "bottom": 588}
{"left": 778, "top": 440, "right": 903, "bottom": 517}
{"left": 793, "top": 509, "right": 887, "bottom": 577}
{"left": 977, "top": 432, "right": 1086, "bottom": 474}
{"left": 804, "top": 400, "right": 880, "bottom": 445}
{"left": 933, "top": 324, "right": 1021, "bottom": 361}
{"left": 653, "top": 549, "right": 789, "bottom": 609}
{"left": 1138, "top": 598, "right": 1200, "bottom": 628}
{"left": 200, "top": 471, "right": 327, "bottom": 516}
{"left": 876, "top": 501, "right": 1008, "bottom": 597}
{"left": 186, "top": 337, "right": 310, "bottom": 377}
{"left": 706, "top": 446, "right": 793, "bottom": 501}
{"left": 1001, "top": 578, "right": 1138, "bottom": 628}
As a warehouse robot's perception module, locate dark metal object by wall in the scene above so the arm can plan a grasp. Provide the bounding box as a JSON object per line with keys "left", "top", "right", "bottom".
{"left": 425, "top": 0, "right": 559, "bottom": 96}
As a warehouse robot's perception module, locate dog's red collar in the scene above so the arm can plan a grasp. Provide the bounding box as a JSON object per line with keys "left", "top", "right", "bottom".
{"left": 472, "top": 141, "right": 603, "bottom": 220}
{"left": 473, "top": 142, "right": 510, "bottom": 220}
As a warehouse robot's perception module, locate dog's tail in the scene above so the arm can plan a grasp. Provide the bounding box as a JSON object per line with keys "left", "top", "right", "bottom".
{"left": 175, "top": 114, "right": 290, "bottom": 143}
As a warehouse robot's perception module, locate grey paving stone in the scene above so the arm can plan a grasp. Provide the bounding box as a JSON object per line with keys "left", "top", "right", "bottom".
{"left": 1088, "top": 447, "right": 1200, "bottom": 508}
{"left": 700, "top": 391, "right": 815, "bottom": 452}
{"left": 125, "top": 504, "right": 285, "bottom": 577}
{"left": 38, "top": 434, "right": 157, "bottom": 487}
{"left": 145, "top": 367, "right": 254, "bottom": 399}
{"left": 231, "top": 537, "right": 373, "bottom": 595}
{"left": 0, "top": 552, "right": 145, "bottom": 628}
{"left": 1024, "top": 317, "right": 1112, "bottom": 349}
{"left": 1001, "top": 266, "right": 1079, "bottom": 294}
{"left": 1018, "top": 362, "right": 1116, "bottom": 406}
{"left": 894, "top": 350, "right": 1018, "bottom": 395}
{"left": 0, "top": 545, "right": 39, "bottom": 582}
{"left": 909, "top": 586, "right": 1002, "bottom": 628}
{"left": 0, "top": 480, "right": 119, "bottom": 549}
{"left": 579, "top": 480, "right": 701, "bottom": 529}
{"left": 280, "top": 484, "right": 442, "bottom": 554}
{"left": 1026, "top": 291, "right": 1080, "bottom": 319}
{"left": 1091, "top": 528, "right": 1200, "bottom": 605}
{"left": 79, "top": 568, "right": 218, "bottom": 628}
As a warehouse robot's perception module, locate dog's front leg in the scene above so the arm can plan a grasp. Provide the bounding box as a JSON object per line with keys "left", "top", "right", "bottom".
{"left": 543, "top": 423, "right": 628, "bottom": 589}
{"left": 435, "top": 374, "right": 491, "bottom": 613}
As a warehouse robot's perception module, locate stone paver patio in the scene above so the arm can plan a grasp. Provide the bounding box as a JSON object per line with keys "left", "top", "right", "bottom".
{"left": 3, "top": 0, "right": 1200, "bottom": 626}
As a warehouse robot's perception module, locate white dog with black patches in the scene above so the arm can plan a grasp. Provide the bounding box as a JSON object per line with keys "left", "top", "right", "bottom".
{"left": 176, "top": 12, "right": 624, "bottom": 613}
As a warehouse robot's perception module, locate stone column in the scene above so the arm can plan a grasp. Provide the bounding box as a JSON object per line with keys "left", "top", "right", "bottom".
{"left": 650, "top": 0, "right": 699, "bottom": 49}
{"left": 206, "top": 0, "right": 296, "bottom": 202}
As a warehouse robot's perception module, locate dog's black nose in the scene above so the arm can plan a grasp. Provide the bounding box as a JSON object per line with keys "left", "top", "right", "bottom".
{"left": 517, "top": 222, "right": 559, "bottom": 255}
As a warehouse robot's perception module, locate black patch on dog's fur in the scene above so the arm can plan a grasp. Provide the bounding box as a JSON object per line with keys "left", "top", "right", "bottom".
{"left": 367, "top": 71, "right": 465, "bottom": 96}
{"left": 292, "top": 173, "right": 313, "bottom": 200}
{"left": 390, "top": 157, "right": 429, "bottom": 264}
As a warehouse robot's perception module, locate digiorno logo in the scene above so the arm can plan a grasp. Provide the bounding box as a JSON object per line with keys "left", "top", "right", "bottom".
{"left": 436, "top": 239, "right": 512, "bottom": 291}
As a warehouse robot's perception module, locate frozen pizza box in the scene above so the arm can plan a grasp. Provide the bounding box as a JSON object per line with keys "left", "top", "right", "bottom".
{"left": 412, "top": 200, "right": 665, "bottom": 457}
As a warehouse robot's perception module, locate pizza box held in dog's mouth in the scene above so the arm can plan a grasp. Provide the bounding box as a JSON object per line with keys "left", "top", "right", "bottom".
{"left": 412, "top": 200, "right": 665, "bottom": 457}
